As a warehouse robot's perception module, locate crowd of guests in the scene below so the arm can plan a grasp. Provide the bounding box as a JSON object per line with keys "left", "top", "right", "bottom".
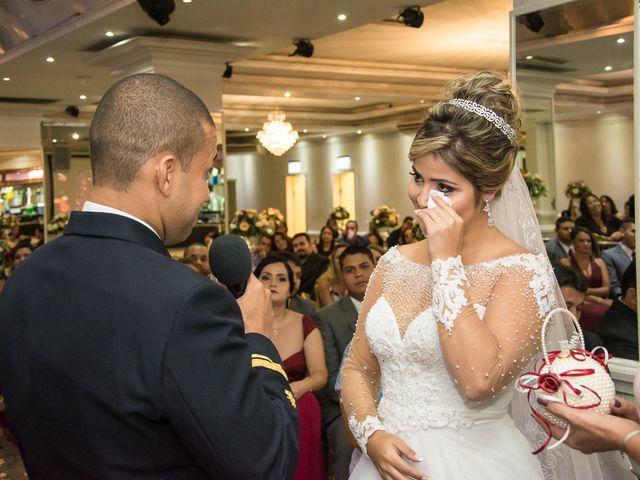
{"left": 546, "top": 192, "right": 637, "bottom": 361}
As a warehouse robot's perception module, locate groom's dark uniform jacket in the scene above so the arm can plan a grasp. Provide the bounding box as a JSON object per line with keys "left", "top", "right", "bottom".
{"left": 0, "top": 212, "right": 299, "bottom": 479}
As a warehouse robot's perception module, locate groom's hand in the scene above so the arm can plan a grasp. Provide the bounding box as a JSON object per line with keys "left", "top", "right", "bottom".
{"left": 367, "top": 430, "right": 427, "bottom": 480}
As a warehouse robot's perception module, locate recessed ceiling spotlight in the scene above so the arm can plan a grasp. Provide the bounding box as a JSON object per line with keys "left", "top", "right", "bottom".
{"left": 617, "top": 37, "right": 625, "bottom": 44}
{"left": 303, "top": 129, "right": 308, "bottom": 133}
{"left": 322, "top": 134, "right": 327, "bottom": 139}
{"left": 72, "top": 133, "right": 80, "bottom": 140}
{"left": 52, "top": 138, "right": 58, "bottom": 143}
{"left": 284, "top": 91, "right": 291, "bottom": 98}
{"left": 525, "top": 55, "right": 533, "bottom": 60}
{"left": 337, "top": 13, "right": 347, "bottom": 21}
{"left": 356, "top": 129, "right": 363, "bottom": 135}
{"left": 183, "top": 0, "right": 192, "bottom": 2}
{"left": 244, "top": 127, "right": 250, "bottom": 132}
{"left": 79, "top": 94, "right": 87, "bottom": 100}
{"left": 354, "top": 96, "right": 361, "bottom": 101}
{"left": 420, "top": 99, "right": 425, "bottom": 104}
{"left": 46, "top": 56, "right": 55, "bottom": 63}
{"left": 597, "top": 110, "right": 602, "bottom": 114}
{"left": 604, "top": 65, "right": 613, "bottom": 71}
{"left": 105, "top": 31, "right": 114, "bottom": 37}
{"left": 2, "top": 77, "right": 9, "bottom": 82}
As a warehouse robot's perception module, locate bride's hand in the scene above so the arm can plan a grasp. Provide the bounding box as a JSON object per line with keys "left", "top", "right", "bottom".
{"left": 415, "top": 195, "right": 463, "bottom": 261}
{"left": 366, "top": 430, "right": 427, "bottom": 480}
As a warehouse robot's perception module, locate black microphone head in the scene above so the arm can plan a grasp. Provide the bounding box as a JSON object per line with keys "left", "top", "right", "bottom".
{"left": 209, "top": 235, "right": 253, "bottom": 296}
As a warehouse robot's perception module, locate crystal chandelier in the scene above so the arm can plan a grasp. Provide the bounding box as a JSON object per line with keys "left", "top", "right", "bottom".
{"left": 256, "top": 110, "right": 299, "bottom": 156}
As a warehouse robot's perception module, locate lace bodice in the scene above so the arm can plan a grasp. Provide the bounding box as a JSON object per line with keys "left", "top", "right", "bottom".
{"left": 341, "top": 246, "right": 557, "bottom": 455}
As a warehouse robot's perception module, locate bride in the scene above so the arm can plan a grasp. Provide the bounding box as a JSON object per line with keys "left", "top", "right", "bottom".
{"left": 340, "top": 71, "right": 626, "bottom": 480}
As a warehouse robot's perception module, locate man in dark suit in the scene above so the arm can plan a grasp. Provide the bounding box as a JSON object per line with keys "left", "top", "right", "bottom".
{"left": 0, "top": 74, "right": 298, "bottom": 479}
{"left": 545, "top": 216, "right": 574, "bottom": 266}
{"left": 292, "top": 232, "right": 329, "bottom": 300}
{"left": 598, "top": 261, "right": 638, "bottom": 360}
{"left": 313, "top": 245, "right": 374, "bottom": 480}
{"left": 338, "top": 220, "right": 370, "bottom": 247}
{"left": 601, "top": 219, "right": 635, "bottom": 296}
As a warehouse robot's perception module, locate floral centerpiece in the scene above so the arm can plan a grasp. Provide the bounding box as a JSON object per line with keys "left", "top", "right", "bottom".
{"left": 565, "top": 180, "right": 591, "bottom": 200}
{"left": 521, "top": 170, "right": 548, "bottom": 200}
{"left": 257, "top": 207, "right": 285, "bottom": 236}
{"left": 230, "top": 209, "right": 261, "bottom": 237}
{"left": 0, "top": 239, "right": 11, "bottom": 279}
{"left": 47, "top": 213, "right": 69, "bottom": 235}
{"left": 369, "top": 205, "right": 399, "bottom": 240}
{"left": 330, "top": 206, "right": 350, "bottom": 222}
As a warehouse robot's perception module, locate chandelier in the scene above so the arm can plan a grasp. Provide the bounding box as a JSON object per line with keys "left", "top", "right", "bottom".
{"left": 256, "top": 110, "right": 299, "bottom": 156}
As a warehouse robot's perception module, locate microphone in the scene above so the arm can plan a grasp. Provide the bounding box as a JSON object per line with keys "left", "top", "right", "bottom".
{"left": 208, "top": 234, "right": 253, "bottom": 298}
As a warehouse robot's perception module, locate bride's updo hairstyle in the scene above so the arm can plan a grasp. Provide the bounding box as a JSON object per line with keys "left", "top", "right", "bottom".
{"left": 409, "top": 71, "right": 522, "bottom": 200}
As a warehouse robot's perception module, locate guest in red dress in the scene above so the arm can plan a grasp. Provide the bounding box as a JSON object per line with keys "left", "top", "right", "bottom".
{"left": 560, "top": 227, "right": 611, "bottom": 332}
{"left": 255, "top": 256, "right": 328, "bottom": 480}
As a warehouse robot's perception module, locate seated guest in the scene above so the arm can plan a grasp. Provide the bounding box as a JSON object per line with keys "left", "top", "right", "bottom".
{"left": 182, "top": 242, "right": 211, "bottom": 275}
{"left": 545, "top": 216, "right": 574, "bottom": 265}
{"left": 254, "top": 257, "right": 327, "bottom": 480}
{"left": 560, "top": 227, "right": 611, "bottom": 332}
{"left": 316, "top": 225, "right": 336, "bottom": 257}
{"left": 275, "top": 251, "right": 316, "bottom": 316}
{"left": 598, "top": 261, "right": 638, "bottom": 360}
{"left": 601, "top": 219, "right": 635, "bottom": 297}
{"left": 399, "top": 224, "right": 416, "bottom": 244}
{"left": 575, "top": 193, "right": 622, "bottom": 240}
{"left": 258, "top": 233, "right": 274, "bottom": 259}
{"left": 11, "top": 241, "right": 33, "bottom": 270}
{"left": 313, "top": 246, "right": 375, "bottom": 480}
{"left": 367, "top": 228, "right": 383, "bottom": 247}
{"left": 274, "top": 231, "right": 293, "bottom": 253}
{"left": 316, "top": 243, "right": 349, "bottom": 307}
{"left": 386, "top": 216, "right": 413, "bottom": 249}
{"left": 554, "top": 264, "right": 602, "bottom": 351}
{"left": 179, "top": 257, "right": 207, "bottom": 276}
{"left": 368, "top": 244, "right": 384, "bottom": 264}
{"left": 600, "top": 194, "right": 625, "bottom": 221}
{"left": 339, "top": 220, "right": 370, "bottom": 247}
{"left": 292, "top": 233, "right": 329, "bottom": 300}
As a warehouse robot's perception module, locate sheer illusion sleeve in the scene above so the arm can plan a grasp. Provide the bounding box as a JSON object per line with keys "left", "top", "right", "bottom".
{"left": 432, "top": 254, "right": 556, "bottom": 402}
{"left": 340, "top": 258, "right": 385, "bottom": 455}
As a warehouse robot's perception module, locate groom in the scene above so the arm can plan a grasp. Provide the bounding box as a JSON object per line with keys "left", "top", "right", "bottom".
{"left": 0, "top": 74, "right": 299, "bottom": 479}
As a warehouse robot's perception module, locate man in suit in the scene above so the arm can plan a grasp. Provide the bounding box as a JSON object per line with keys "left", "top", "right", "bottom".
{"left": 292, "top": 232, "right": 329, "bottom": 300}
{"left": 275, "top": 251, "right": 316, "bottom": 316}
{"left": 545, "top": 216, "right": 574, "bottom": 266}
{"left": 313, "top": 245, "right": 374, "bottom": 480}
{"left": 338, "top": 220, "right": 370, "bottom": 247}
{"left": 0, "top": 74, "right": 299, "bottom": 479}
{"left": 598, "top": 261, "right": 637, "bottom": 360}
{"left": 601, "top": 219, "right": 635, "bottom": 296}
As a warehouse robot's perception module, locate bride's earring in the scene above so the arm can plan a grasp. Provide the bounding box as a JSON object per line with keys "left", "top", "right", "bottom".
{"left": 483, "top": 200, "right": 495, "bottom": 227}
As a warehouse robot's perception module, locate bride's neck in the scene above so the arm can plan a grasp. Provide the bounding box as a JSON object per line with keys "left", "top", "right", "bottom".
{"left": 461, "top": 211, "right": 497, "bottom": 254}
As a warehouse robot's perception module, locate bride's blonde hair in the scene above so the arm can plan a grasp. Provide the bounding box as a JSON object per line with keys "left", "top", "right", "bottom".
{"left": 409, "top": 71, "right": 522, "bottom": 200}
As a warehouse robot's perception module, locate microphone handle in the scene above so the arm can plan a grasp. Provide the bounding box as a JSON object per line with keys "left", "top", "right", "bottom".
{"left": 226, "top": 282, "right": 248, "bottom": 299}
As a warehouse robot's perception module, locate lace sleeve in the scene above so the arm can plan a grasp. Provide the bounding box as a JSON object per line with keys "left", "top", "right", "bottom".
{"left": 340, "top": 258, "right": 385, "bottom": 455}
{"left": 433, "top": 254, "right": 555, "bottom": 401}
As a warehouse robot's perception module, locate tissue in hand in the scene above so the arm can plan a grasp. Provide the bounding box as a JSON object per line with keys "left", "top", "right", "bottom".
{"left": 426, "top": 189, "right": 453, "bottom": 209}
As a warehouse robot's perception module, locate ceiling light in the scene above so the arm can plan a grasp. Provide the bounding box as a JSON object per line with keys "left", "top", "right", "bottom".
{"left": 420, "top": 99, "right": 425, "bottom": 104}
{"left": 303, "top": 129, "right": 308, "bottom": 133}
{"left": 183, "top": 0, "right": 192, "bottom": 2}
{"left": 222, "top": 62, "right": 233, "bottom": 79}
{"left": 244, "top": 127, "right": 250, "bottom": 132}
{"left": 72, "top": 133, "right": 80, "bottom": 140}
{"left": 46, "top": 57, "right": 55, "bottom": 63}
{"left": 604, "top": 65, "right": 612, "bottom": 71}
{"left": 79, "top": 94, "right": 87, "bottom": 100}
{"left": 284, "top": 91, "right": 291, "bottom": 98}
{"left": 289, "top": 39, "right": 314, "bottom": 58}
{"left": 356, "top": 129, "right": 362, "bottom": 135}
{"left": 337, "top": 14, "right": 347, "bottom": 21}
{"left": 597, "top": 110, "right": 602, "bottom": 114}
{"left": 105, "top": 31, "right": 114, "bottom": 37}
{"left": 354, "top": 96, "right": 361, "bottom": 101}
{"left": 517, "top": 11, "right": 544, "bottom": 33}
{"left": 2, "top": 77, "right": 9, "bottom": 82}
{"left": 136, "top": 0, "right": 175, "bottom": 26}
{"left": 399, "top": 7, "right": 424, "bottom": 28}
{"left": 256, "top": 110, "right": 299, "bottom": 156}
{"left": 525, "top": 55, "right": 533, "bottom": 60}
{"left": 617, "top": 38, "right": 625, "bottom": 44}
{"left": 322, "top": 134, "right": 327, "bottom": 139}
{"left": 52, "top": 139, "right": 58, "bottom": 143}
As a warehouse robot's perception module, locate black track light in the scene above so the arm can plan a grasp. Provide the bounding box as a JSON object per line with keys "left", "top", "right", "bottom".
{"left": 289, "top": 39, "right": 314, "bottom": 58}
{"left": 222, "top": 63, "right": 233, "bottom": 79}
{"left": 517, "top": 12, "right": 544, "bottom": 33}
{"left": 136, "top": 0, "right": 175, "bottom": 26}
{"left": 399, "top": 7, "right": 424, "bottom": 29}
{"left": 65, "top": 105, "right": 79, "bottom": 118}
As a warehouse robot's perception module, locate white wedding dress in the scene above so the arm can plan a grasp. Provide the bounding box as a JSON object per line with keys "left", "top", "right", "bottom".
{"left": 342, "top": 247, "right": 554, "bottom": 479}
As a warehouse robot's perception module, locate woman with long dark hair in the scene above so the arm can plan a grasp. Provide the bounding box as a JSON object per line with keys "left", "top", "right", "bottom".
{"left": 575, "top": 193, "right": 622, "bottom": 240}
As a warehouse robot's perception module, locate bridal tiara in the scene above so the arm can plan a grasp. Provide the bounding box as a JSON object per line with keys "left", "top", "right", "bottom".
{"left": 448, "top": 98, "right": 517, "bottom": 145}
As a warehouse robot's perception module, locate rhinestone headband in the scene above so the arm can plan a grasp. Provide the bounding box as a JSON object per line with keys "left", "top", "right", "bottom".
{"left": 448, "top": 98, "right": 517, "bottom": 144}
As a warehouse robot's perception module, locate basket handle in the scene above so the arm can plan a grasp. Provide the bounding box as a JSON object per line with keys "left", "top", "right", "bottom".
{"left": 540, "top": 307, "right": 585, "bottom": 367}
